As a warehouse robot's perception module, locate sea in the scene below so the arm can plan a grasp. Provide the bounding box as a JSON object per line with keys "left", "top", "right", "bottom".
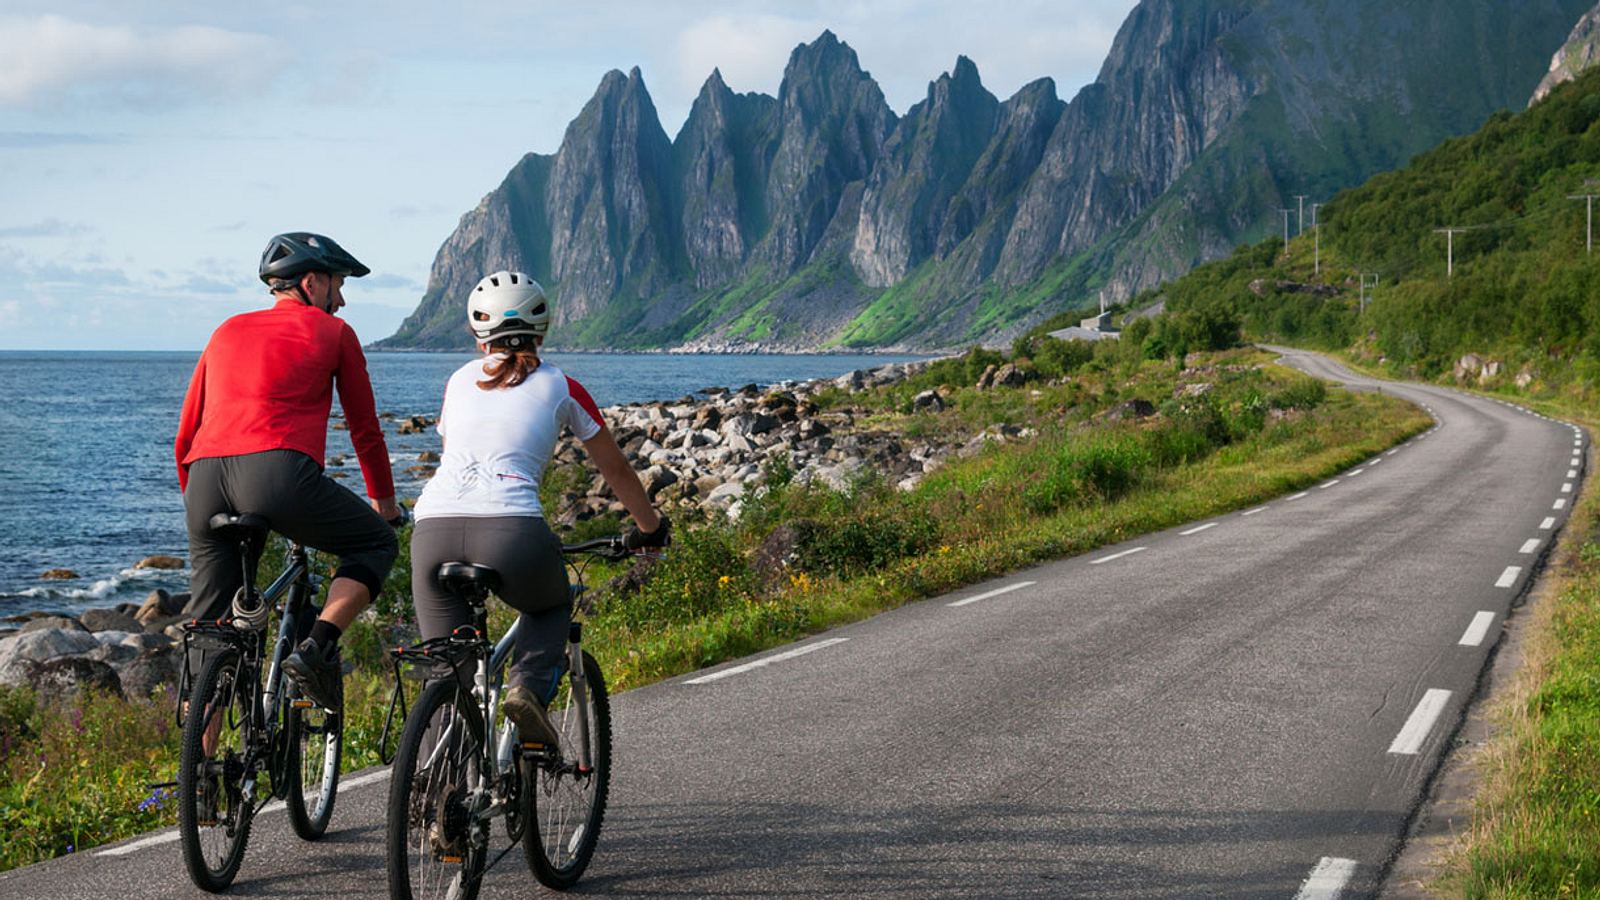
{"left": 0, "top": 350, "right": 926, "bottom": 618}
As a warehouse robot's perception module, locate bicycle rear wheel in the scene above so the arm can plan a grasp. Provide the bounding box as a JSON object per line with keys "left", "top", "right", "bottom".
{"left": 285, "top": 677, "right": 343, "bottom": 839}
{"left": 523, "top": 650, "right": 611, "bottom": 890}
{"left": 387, "top": 679, "right": 484, "bottom": 900}
{"left": 178, "top": 648, "right": 254, "bottom": 892}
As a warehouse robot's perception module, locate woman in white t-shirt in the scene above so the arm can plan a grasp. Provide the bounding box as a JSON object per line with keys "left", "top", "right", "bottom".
{"left": 411, "top": 270, "right": 669, "bottom": 747}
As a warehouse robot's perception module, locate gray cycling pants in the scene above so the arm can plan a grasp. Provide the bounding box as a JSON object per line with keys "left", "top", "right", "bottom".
{"left": 410, "top": 515, "right": 570, "bottom": 701}
{"left": 185, "top": 449, "right": 398, "bottom": 620}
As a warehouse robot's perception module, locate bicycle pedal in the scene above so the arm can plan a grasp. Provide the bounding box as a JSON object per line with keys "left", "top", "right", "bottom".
{"left": 289, "top": 699, "right": 315, "bottom": 709}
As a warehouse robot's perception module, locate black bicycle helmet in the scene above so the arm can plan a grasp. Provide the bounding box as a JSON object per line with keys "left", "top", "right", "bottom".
{"left": 258, "top": 232, "right": 371, "bottom": 285}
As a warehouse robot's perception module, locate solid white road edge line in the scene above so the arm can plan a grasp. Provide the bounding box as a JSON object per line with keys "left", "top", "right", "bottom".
{"left": 1496, "top": 566, "right": 1522, "bottom": 588}
{"left": 1542, "top": 517, "right": 1557, "bottom": 529}
{"left": 947, "top": 580, "right": 1037, "bottom": 608}
{"left": 1520, "top": 539, "right": 1540, "bottom": 554}
{"left": 1179, "top": 523, "right": 1217, "bottom": 536}
{"left": 1389, "top": 689, "right": 1453, "bottom": 755}
{"left": 1295, "top": 856, "right": 1358, "bottom": 900}
{"left": 96, "top": 769, "right": 392, "bottom": 857}
{"left": 1459, "top": 612, "right": 1496, "bottom": 647}
{"left": 1090, "top": 546, "right": 1147, "bottom": 565}
{"left": 685, "top": 638, "right": 850, "bottom": 684}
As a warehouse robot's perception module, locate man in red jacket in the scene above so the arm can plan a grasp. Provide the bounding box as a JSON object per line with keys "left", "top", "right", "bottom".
{"left": 176, "top": 232, "right": 400, "bottom": 711}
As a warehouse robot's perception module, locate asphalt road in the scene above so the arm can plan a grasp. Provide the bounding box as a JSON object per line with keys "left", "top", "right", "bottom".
{"left": 2, "top": 349, "right": 1585, "bottom": 899}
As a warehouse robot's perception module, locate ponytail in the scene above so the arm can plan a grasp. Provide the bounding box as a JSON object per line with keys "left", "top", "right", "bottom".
{"left": 477, "top": 335, "right": 540, "bottom": 390}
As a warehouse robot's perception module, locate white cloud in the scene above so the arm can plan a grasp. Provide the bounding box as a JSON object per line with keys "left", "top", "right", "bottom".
{"left": 0, "top": 15, "right": 279, "bottom": 107}
{"left": 672, "top": 14, "right": 827, "bottom": 98}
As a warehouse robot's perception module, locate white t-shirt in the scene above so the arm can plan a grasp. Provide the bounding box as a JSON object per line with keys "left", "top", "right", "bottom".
{"left": 413, "top": 358, "right": 604, "bottom": 520}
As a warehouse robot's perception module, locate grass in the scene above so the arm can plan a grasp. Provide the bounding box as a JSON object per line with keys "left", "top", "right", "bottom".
{"left": 0, "top": 348, "right": 1429, "bottom": 872}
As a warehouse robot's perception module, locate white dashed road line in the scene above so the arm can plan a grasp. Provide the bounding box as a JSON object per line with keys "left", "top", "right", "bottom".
{"left": 1179, "top": 523, "right": 1217, "bottom": 536}
{"left": 1495, "top": 566, "right": 1522, "bottom": 589}
{"left": 1089, "top": 546, "right": 1147, "bottom": 565}
{"left": 947, "top": 581, "right": 1037, "bottom": 608}
{"left": 1569, "top": 469, "right": 1579, "bottom": 478}
{"left": 1294, "top": 857, "right": 1358, "bottom": 900}
{"left": 1555, "top": 498, "right": 1568, "bottom": 510}
{"left": 1349, "top": 469, "right": 1364, "bottom": 476}
{"left": 1563, "top": 483, "right": 1573, "bottom": 493}
{"left": 685, "top": 638, "right": 850, "bottom": 684}
{"left": 1241, "top": 506, "right": 1268, "bottom": 516}
{"left": 1520, "top": 539, "right": 1540, "bottom": 554}
{"left": 1542, "top": 517, "right": 1557, "bottom": 530}
{"left": 1389, "top": 689, "right": 1453, "bottom": 755}
{"left": 1459, "top": 612, "right": 1496, "bottom": 647}
{"left": 1287, "top": 492, "right": 1310, "bottom": 501}
{"left": 1320, "top": 480, "right": 1340, "bottom": 489}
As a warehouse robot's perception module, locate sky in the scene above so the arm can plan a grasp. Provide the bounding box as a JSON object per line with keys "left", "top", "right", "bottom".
{"left": 0, "top": 1, "right": 1140, "bottom": 350}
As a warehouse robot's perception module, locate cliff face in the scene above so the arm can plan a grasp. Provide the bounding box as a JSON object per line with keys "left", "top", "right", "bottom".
{"left": 1533, "top": 2, "right": 1600, "bottom": 104}
{"left": 381, "top": 0, "right": 1593, "bottom": 351}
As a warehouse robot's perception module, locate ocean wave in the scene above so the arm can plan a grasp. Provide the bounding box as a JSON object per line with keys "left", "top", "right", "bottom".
{"left": 5, "top": 565, "right": 184, "bottom": 604}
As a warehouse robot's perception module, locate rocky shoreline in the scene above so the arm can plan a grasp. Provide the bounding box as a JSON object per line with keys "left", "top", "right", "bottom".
{"left": 2, "top": 355, "right": 1056, "bottom": 702}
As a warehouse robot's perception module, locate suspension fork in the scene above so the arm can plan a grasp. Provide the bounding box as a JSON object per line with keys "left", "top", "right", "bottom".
{"left": 566, "top": 621, "right": 595, "bottom": 772}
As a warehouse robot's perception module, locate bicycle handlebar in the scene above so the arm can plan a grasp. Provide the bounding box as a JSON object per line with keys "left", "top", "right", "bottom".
{"left": 561, "top": 535, "right": 630, "bottom": 560}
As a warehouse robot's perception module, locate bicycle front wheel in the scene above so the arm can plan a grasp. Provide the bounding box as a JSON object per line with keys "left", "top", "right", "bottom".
{"left": 285, "top": 676, "right": 343, "bottom": 839}
{"left": 387, "top": 679, "right": 484, "bottom": 900}
{"left": 178, "top": 647, "right": 254, "bottom": 893}
{"left": 523, "top": 650, "right": 611, "bottom": 890}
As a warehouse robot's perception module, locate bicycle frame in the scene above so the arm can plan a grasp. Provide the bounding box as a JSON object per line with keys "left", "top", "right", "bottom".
{"left": 179, "top": 539, "right": 320, "bottom": 810}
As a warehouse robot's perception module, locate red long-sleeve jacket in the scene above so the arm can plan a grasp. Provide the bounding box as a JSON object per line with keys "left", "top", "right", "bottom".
{"left": 175, "top": 298, "right": 395, "bottom": 499}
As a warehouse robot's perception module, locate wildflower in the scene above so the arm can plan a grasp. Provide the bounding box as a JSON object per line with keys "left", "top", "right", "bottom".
{"left": 717, "top": 575, "right": 732, "bottom": 589}
{"left": 938, "top": 545, "right": 951, "bottom": 555}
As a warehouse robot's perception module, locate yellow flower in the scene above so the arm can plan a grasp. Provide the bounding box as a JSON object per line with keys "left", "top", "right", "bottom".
{"left": 938, "top": 545, "right": 951, "bottom": 555}
{"left": 718, "top": 574, "right": 732, "bottom": 589}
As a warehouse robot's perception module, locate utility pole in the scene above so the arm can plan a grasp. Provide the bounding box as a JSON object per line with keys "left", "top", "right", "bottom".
{"left": 1569, "top": 192, "right": 1599, "bottom": 255}
{"left": 1294, "top": 194, "right": 1309, "bottom": 236}
{"left": 1280, "top": 208, "right": 1293, "bottom": 247}
{"left": 1310, "top": 202, "right": 1323, "bottom": 276}
{"left": 1360, "top": 273, "right": 1378, "bottom": 315}
{"left": 1434, "top": 227, "right": 1468, "bottom": 277}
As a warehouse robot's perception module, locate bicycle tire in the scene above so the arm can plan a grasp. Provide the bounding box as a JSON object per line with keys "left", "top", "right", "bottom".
{"left": 178, "top": 648, "right": 254, "bottom": 893}
{"left": 523, "top": 650, "right": 611, "bottom": 890}
{"left": 386, "top": 679, "right": 484, "bottom": 900}
{"left": 284, "top": 677, "right": 343, "bottom": 840}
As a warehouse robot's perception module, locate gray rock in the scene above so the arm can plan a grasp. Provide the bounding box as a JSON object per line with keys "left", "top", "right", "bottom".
{"left": 19, "top": 615, "right": 86, "bottom": 635}
{"left": 26, "top": 657, "right": 122, "bottom": 698}
{"left": 642, "top": 465, "right": 679, "bottom": 499}
{"left": 81, "top": 608, "right": 145, "bottom": 633}
{"left": 1104, "top": 399, "right": 1156, "bottom": 421}
{"left": 117, "top": 647, "right": 179, "bottom": 699}
{"left": 0, "top": 628, "right": 102, "bottom": 686}
{"left": 705, "top": 482, "right": 745, "bottom": 505}
{"left": 912, "top": 390, "right": 947, "bottom": 412}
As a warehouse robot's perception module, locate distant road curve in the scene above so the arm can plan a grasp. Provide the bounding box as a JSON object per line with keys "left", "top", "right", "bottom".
{"left": 1, "top": 348, "right": 1584, "bottom": 899}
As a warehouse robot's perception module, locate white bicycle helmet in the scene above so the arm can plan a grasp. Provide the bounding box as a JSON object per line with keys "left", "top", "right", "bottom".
{"left": 467, "top": 270, "right": 549, "bottom": 344}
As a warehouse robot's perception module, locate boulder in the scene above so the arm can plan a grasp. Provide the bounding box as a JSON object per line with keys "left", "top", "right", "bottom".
{"left": 135, "top": 588, "right": 184, "bottom": 626}
{"left": 397, "top": 415, "right": 435, "bottom": 435}
{"left": 117, "top": 647, "right": 179, "bottom": 699}
{"left": 417, "top": 450, "right": 441, "bottom": 463}
{"left": 81, "top": 608, "right": 144, "bottom": 634}
{"left": 20, "top": 615, "right": 87, "bottom": 635}
{"left": 704, "top": 482, "right": 745, "bottom": 506}
{"left": 1515, "top": 367, "right": 1535, "bottom": 390}
{"left": 0, "top": 628, "right": 102, "bottom": 686}
{"left": 911, "top": 390, "right": 946, "bottom": 413}
{"left": 1453, "top": 353, "right": 1484, "bottom": 382}
{"left": 26, "top": 657, "right": 122, "bottom": 698}
{"left": 751, "top": 520, "right": 821, "bottom": 589}
{"left": 642, "top": 465, "right": 679, "bottom": 499}
{"left": 1478, "top": 360, "right": 1502, "bottom": 384}
{"left": 134, "top": 555, "right": 185, "bottom": 571}
{"left": 40, "top": 568, "right": 79, "bottom": 580}
{"left": 1104, "top": 399, "right": 1157, "bottom": 421}
{"left": 992, "top": 364, "right": 1027, "bottom": 388}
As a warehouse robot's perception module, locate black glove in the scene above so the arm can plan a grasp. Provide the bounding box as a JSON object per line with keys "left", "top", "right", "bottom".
{"left": 624, "top": 514, "right": 672, "bottom": 551}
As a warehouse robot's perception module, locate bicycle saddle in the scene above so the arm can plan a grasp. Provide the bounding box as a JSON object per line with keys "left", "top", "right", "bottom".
{"left": 437, "top": 562, "right": 500, "bottom": 599}
{"left": 209, "top": 512, "right": 271, "bottom": 540}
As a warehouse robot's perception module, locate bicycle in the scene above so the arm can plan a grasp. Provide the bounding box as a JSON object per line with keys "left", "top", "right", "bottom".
{"left": 174, "top": 513, "right": 344, "bottom": 892}
{"left": 384, "top": 534, "right": 633, "bottom": 899}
